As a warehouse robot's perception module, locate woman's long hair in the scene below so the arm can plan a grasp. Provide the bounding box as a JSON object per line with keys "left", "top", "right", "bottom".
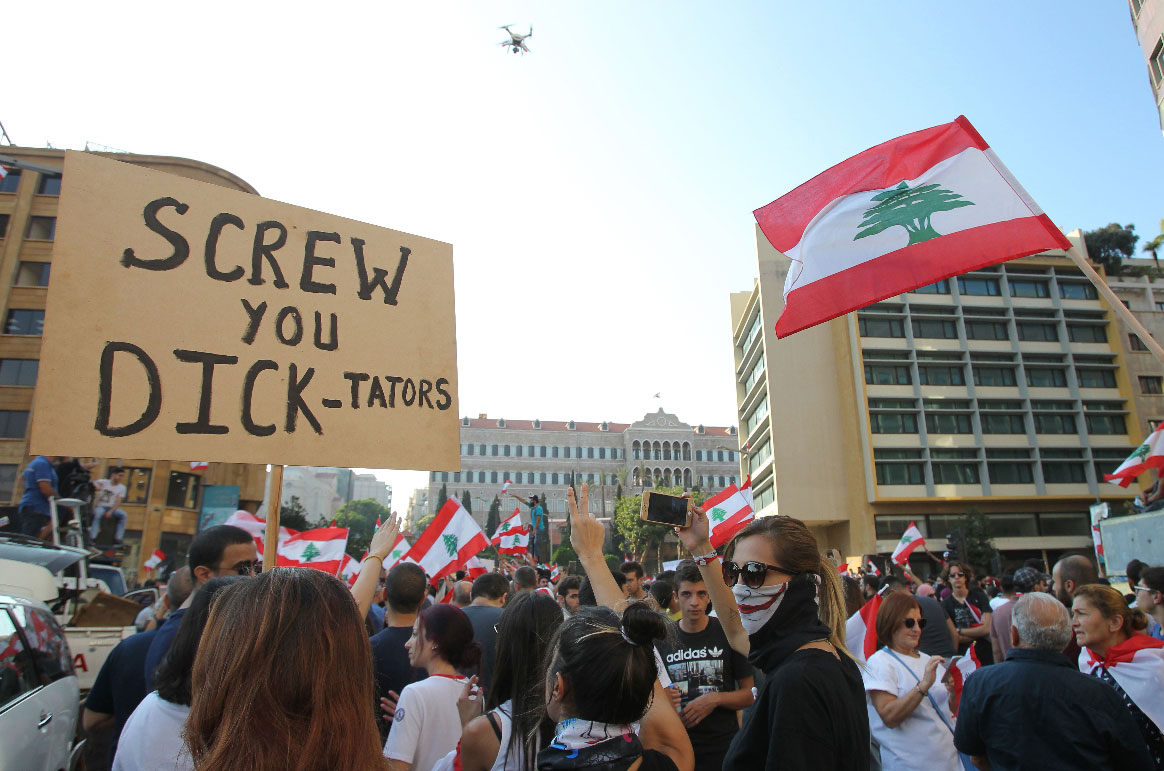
{"left": 185, "top": 568, "right": 388, "bottom": 771}
{"left": 487, "top": 591, "right": 563, "bottom": 771}
{"left": 154, "top": 576, "right": 244, "bottom": 705}
{"left": 726, "top": 515, "right": 855, "bottom": 661}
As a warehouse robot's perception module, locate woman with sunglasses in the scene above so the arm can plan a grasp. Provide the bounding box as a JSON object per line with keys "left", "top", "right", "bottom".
{"left": 863, "top": 592, "right": 959, "bottom": 771}
{"left": 675, "top": 502, "right": 870, "bottom": 770}
{"left": 940, "top": 562, "right": 994, "bottom": 666}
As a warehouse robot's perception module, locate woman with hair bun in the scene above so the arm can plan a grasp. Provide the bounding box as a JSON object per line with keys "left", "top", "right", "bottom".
{"left": 384, "top": 603, "right": 482, "bottom": 771}
{"left": 1072, "top": 583, "right": 1164, "bottom": 769}
{"left": 674, "top": 501, "right": 870, "bottom": 770}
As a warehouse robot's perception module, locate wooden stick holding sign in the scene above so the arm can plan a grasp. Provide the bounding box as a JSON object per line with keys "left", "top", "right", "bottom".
{"left": 262, "top": 465, "right": 284, "bottom": 573}
{"left": 1066, "top": 245, "right": 1164, "bottom": 369}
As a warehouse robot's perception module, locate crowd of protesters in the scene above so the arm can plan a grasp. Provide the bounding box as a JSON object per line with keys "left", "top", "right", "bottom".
{"left": 63, "top": 481, "right": 1164, "bottom": 771}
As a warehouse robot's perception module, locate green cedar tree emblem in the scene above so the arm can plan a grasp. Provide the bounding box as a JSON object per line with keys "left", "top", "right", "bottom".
{"left": 854, "top": 181, "right": 975, "bottom": 246}
{"left": 1131, "top": 441, "right": 1152, "bottom": 462}
{"left": 442, "top": 533, "right": 459, "bottom": 557}
{"left": 300, "top": 542, "right": 320, "bottom": 562}
{"left": 710, "top": 507, "right": 727, "bottom": 523}
{"left": 390, "top": 548, "right": 404, "bottom": 561}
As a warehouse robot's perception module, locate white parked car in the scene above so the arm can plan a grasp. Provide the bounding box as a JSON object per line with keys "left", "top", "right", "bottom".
{"left": 0, "top": 559, "right": 82, "bottom": 771}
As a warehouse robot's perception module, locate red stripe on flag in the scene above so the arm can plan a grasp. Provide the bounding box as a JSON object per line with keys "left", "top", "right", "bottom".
{"left": 754, "top": 117, "right": 990, "bottom": 252}
{"left": 408, "top": 499, "right": 460, "bottom": 558}
{"left": 710, "top": 509, "right": 754, "bottom": 549}
{"left": 1105, "top": 455, "right": 1164, "bottom": 487}
{"left": 701, "top": 485, "right": 738, "bottom": 511}
{"left": 430, "top": 531, "right": 491, "bottom": 584}
{"left": 858, "top": 592, "right": 884, "bottom": 660}
{"left": 775, "top": 215, "right": 1069, "bottom": 337}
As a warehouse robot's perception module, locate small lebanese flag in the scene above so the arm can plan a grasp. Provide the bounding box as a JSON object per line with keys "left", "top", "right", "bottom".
{"left": 496, "top": 524, "right": 530, "bottom": 555}
{"left": 865, "top": 559, "right": 881, "bottom": 577}
{"left": 844, "top": 588, "right": 885, "bottom": 663}
{"left": 550, "top": 564, "right": 560, "bottom": 582}
{"left": 837, "top": 562, "right": 848, "bottom": 574}
{"left": 465, "top": 556, "right": 488, "bottom": 579}
{"left": 277, "top": 527, "right": 350, "bottom": 575}
{"left": 491, "top": 506, "right": 522, "bottom": 546}
{"left": 190, "top": 461, "right": 209, "bottom": 471}
{"left": 891, "top": 523, "right": 926, "bottom": 566}
{"left": 945, "top": 645, "right": 982, "bottom": 715}
{"left": 1080, "top": 634, "right": 1164, "bottom": 731}
{"left": 404, "top": 498, "right": 490, "bottom": 585}
{"left": 225, "top": 510, "right": 298, "bottom": 554}
{"left": 386, "top": 534, "right": 413, "bottom": 568}
{"left": 535, "top": 586, "right": 555, "bottom": 598}
{"left": 1106, "top": 425, "right": 1164, "bottom": 487}
{"left": 501, "top": 480, "right": 512, "bottom": 494}
{"left": 143, "top": 549, "right": 165, "bottom": 571}
{"left": 0, "top": 166, "right": 8, "bottom": 181}
{"left": 702, "top": 484, "right": 754, "bottom": 549}
{"left": 754, "top": 116, "right": 1072, "bottom": 337}
{"left": 740, "top": 476, "right": 754, "bottom": 511}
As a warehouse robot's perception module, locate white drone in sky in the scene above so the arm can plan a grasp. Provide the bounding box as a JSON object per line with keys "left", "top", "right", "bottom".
{"left": 499, "top": 24, "right": 532, "bottom": 54}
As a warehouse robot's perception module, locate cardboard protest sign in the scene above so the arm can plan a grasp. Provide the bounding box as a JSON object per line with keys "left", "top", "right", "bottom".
{"left": 31, "top": 151, "right": 459, "bottom": 470}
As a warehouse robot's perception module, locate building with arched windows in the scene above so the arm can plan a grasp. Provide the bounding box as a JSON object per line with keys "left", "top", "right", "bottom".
{"left": 425, "top": 409, "right": 741, "bottom": 531}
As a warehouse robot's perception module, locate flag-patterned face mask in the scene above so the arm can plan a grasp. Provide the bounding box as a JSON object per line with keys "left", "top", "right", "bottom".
{"left": 732, "top": 574, "right": 822, "bottom": 635}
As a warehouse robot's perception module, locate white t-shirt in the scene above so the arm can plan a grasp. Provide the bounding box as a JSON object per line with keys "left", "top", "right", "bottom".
{"left": 384, "top": 674, "right": 467, "bottom": 771}
{"left": 113, "top": 691, "right": 193, "bottom": 771}
{"left": 94, "top": 479, "right": 127, "bottom": 509}
{"left": 862, "top": 648, "right": 960, "bottom": 771}
{"left": 989, "top": 595, "right": 1009, "bottom": 611}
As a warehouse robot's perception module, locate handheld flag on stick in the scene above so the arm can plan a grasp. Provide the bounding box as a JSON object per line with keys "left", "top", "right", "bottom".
{"left": 144, "top": 549, "right": 165, "bottom": 571}
{"left": 845, "top": 587, "right": 887, "bottom": 664}
{"left": 277, "top": 527, "right": 350, "bottom": 574}
{"left": 891, "top": 523, "right": 926, "bottom": 566}
{"left": 491, "top": 506, "right": 522, "bottom": 545}
{"left": 754, "top": 116, "right": 1072, "bottom": 337}
{"left": 1105, "top": 425, "right": 1164, "bottom": 487}
{"left": 702, "top": 483, "right": 755, "bottom": 549}
{"left": 404, "top": 498, "right": 489, "bottom": 585}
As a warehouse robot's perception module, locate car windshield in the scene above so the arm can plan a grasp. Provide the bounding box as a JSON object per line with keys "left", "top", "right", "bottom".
{"left": 0, "top": 536, "right": 86, "bottom": 573}
{"left": 88, "top": 566, "right": 126, "bottom": 596}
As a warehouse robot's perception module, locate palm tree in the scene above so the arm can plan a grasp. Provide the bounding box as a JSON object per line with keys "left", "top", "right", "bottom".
{"left": 1142, "top": 219, "right": 1164, "bottom": 270}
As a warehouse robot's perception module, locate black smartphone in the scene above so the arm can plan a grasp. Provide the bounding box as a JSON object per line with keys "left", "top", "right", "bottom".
{"left": 640, "top": 491, "right": 692, "bottom": 528}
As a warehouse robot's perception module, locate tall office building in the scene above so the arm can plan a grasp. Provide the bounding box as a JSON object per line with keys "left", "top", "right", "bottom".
{"left": 1128, "top": 0, "right": 1164, "bottom": 134}
{"left": 731, "top": 226, "right": 1138, "bottom": 569}
{"left": 0, "top": 146, "right": 268, "bottom": 575}
{"left": 428, "top": 410, "right": 741, "bottom": 529}
{"left": 352, "top": 472, "right": 392, "bottom": 509}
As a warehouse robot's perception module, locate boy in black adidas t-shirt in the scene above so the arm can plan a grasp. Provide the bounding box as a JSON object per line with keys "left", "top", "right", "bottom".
{"left": 658, "top": 564, "right": 755, "bottom": 771}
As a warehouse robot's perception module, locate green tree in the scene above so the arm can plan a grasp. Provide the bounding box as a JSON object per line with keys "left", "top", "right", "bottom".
{"left": 334, "top": 498, "right": 393, "bottom": 558}
{"left": 486, "top": 495, "right": 501, "bottom": 537}
{"left": 552, "top": 545, "right": 577, "bottom": 565}
{"left": 1142, "top": 219, "right": 1164, "bottom": 269}
{"left": 854, "top": 181, "right": 974, "bottom": 246}
{"left": 436, "top": 483, "right": 448, "bottom": 513}
{"left": 956, "top": 507, "right": 996, "bottom": 576}
{"left": 414, "top": 514, "right": 435, "bottom": 533}
{"left": 613, "top": 486, "right": 692, "bottom": 568}
{"left": 1084, "top": 223, "right": 1138, "bottom": 275}
{"left": 279, "top": 496, "right": 319, "bottom": 532}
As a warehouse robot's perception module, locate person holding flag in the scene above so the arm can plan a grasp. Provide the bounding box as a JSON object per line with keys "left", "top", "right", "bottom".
{"left": 940, "top": 561, "right": 993, "bottom": 667}
{"left": 1072, "top": 584, "right": 1164, "bottom": 768}
{"left": 505, "top": 490, "right": 545, "bottom": 562}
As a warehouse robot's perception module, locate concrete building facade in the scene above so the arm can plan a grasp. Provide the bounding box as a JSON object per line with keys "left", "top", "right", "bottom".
{"left": 352, "top": 472, "right": 392, "bottom": 509}
{"left": 427, "top": 410, "right": 741, "bottom": 529}
{"left": 0, "top": 146, "right": 268, "bottom": 577}
{"left": 1129, "top": 0, "right": 1164, "bottom": 135}
{"left": 731, "top": 226, "right": 1140, "bottom": 572}
{"left": 1107, "top": 257, "right": 1164, "bottom": 437}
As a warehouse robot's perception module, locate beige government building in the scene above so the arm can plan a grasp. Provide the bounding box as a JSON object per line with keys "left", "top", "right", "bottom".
{"left": 731, "top": 227, "right": 1145, "bottom": 572}
{"left": 0, "top": 146, "right": 268, "bottom": 578}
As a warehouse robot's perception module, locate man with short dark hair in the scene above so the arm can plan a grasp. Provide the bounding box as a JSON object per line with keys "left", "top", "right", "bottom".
{"left": 556, "top": 575, "right": 582, "bottom": 618}
{"left": 954, "top": 593, "right": 1151, "bottom": 769}
{"left": 463, "top": 572, "right": 509, "bottom": 691}
{"left": 370, "top": 562, "right": 429, "bottom": 740}
{"left": 512, "top": 565, "right": 537, "bottom": 594}
{"left": 1052, "top": 553, "right": 1099, "bottom": 661}
{"left": 18, "top": 454, "right": 59, "bottom": 539}
{"left": 649, "top": 579, "right": 676, "bottom": 615}
{"left": 89, "top": 467, "right": 129, "bottom": 544}
{"left": 144, "top": 524, "right": 257, "bottom": 689}
{"left": 621, "top": 561, "right": 648, "bottom": 600}
{"left": 658, "top": 565, "right": 754, "bottom": 771}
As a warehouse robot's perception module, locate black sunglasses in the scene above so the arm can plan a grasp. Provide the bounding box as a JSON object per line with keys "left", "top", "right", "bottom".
{"left": 902, "top": 617, "right": 927, "bottom": 630}
{"left": 721, "top": 560, "right": 801, "bottom": 589}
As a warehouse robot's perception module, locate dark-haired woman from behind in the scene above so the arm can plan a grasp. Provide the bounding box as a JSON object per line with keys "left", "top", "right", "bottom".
{"left": 185, "top": 568, "right": 390, "bottom": 771}
{"left": 450, "top": 590, "right": 564, "bottom": 771}
{"left": 114, "top": 576, "right": 244, "bottom": 771}
{"left": 384, "top": 603, "right": 482, "bottom": 771}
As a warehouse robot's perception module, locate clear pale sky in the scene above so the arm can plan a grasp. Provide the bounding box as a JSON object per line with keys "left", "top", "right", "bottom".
{"left": 6, "top": 2, "right": 1161, "bottom": 506}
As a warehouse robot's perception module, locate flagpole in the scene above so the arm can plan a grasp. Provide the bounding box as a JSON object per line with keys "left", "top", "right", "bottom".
{"left": 262, "top": 465, "right": 284, "bottom": 572}
{"left": 1066, "top": 245, "right": 1164, "bottom": 368}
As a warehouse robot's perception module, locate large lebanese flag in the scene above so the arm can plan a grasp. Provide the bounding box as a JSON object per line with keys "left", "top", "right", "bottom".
{"left": 277, "top": 527, "right": 349, "bottom": 574}
{"left": 1080, "top": 634, "right": 1164, "bottom": 731}
{"left": 224, "top": 510, "right": 298, "bottom": 554}
{"left": 1105, "top": 424, "right": 1164, "bottom": 487}
{"left": 845, "top": 589, "right": 885, "bottom": 663}
{"left": 404, "top": 498, "right": 490, "bottom": 584}
{"left": 890, "top": 523, "right": 926, "bottom": 566}
{"left": 703, "top": 484, "right": 754, "bottom": 549}
{"left": 754, "top": 116, "right": 1072, "bottom": 337}
{"left": 496, "top": 524, "right": 530, "bottom": 555}
{"left": 491, "top": 506, "right": 522, "bottom": 546}
{"left": 386, "top": 534, "right": 413, "bottom": 568}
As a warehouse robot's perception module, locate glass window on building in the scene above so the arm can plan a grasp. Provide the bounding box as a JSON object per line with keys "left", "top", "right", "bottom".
{"left": 1038, "top": 512, "right": 1089, "bottom": 537}
{"left": 932, "top": 462, "right": 980, "bottom": 485}
{"left": 503, "top": 445, "right": 510, "bottom": 457}
{"left": 1130, "top": 334, "right": 1150, "bottom": 352}
{"left": 1068, "top": 324, "right": 1107, "bottom": 343}
{"left": 1059, "top": 282, "right": 1097, "bottom": 300}
{"left": 166, "top": 471, "right": 200, "bottom": 509}
{"left": 925, "top": 412, "right": 972, "bottom": 434}
{"left": 1042, "top": 459, "right": 1086, "bottom": 483}
{"left": 551, "top": 473, "right": 559, "bottom": 485}
{"left": 973, "top": 366, "right": 1016, "bottom": 387}
{"left": 957, "top": 277, "right": 1000, "bottom": 296}
{"left": 515, "top": 445, "right": 522, "bottom": 457}
{"left": 874, "top": 449, "right": 924, "bottom": 485}
{"left": 466, "top": 443, "right": 475, "bottom": 455}
{"left": 14, "top": 262, "right": 50, "bottom": 287}
{"left": 0, "top": 410, "right": 28, "bottom": 438}
{"left": 1092, "top": 449, "right": 1131, "bottom": 485}
{"left": 540, "top": 446, "right": 547, "bottom": 457}
{"left": 0, "top": 358, "right": 37, "bottom": 386}
{"left": 1008, "top": 279, "right": 1049, "bottom": 298}
{"left": 1141, "top": 376, "right": 1164, "bottom": 395}
{"left": 0, "top": 464, "right": 17, "bottom": 501}
{"left": 1034, "top": 413, "right": 1076, "bottom": 434}
{"left": 988, "top": 461, "right": 1033, "bottom": 484}
{"left": 981, "top": 412, "right": 1026, "bottom": 434}
{"left": 25, "top": 216, "right": 56, "bottom": 240}
{"left": 875, "top": 515, "right": 922, "bottom": 540}
{"left": 917, "top": 366, "right": 965, "bottom": 386}
{"left": 0, "top": 169, "right": 21, "bottom": 193}
{"left": 965, "top": 320, "right": 1008, "bottom": 340}
{"left": 1016, "top": 322, "right": 1058, "bottom": 342}
{"left": 865, "top": 364, "right": 911, "bottom": 385}
{"left": 911, "top": 280, "right": 950, "bottom": 294}
{"left": 911, "top": 319, "right": 958, "bottom": 339}
{"left": 0, "top": 214, "right": 7, "bottom": 238}
{"left": 588, "top": 447, "right": 595, "bottom": 459}
{"left": 1085, "top": 414, "right": 1126, "bottom": 435}
{"left": 988, "top": 513, "right": 1039, "bottom": 537}
{"left": 491, "top": 444, "right": 498, "bottom": 456}
{"left": 857, "top": 316, "right": 905, "bottom": 338}
{"left": 1076, "top": 368, "right": 1116, "bottom": 388}
{"left": 5, "top": 309, "right": 44, "bottom": 335}
{"left": 36, "top": 175, "right": 62, "bottom": 196}
{"left": 1026, "top": 367, "right": 1067, "bottom": 388}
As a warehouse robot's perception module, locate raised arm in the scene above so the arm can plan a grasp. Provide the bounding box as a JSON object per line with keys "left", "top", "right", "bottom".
{"left": 676, "top": 504, "right": 749, "bottom": 656}
{"left": 506, "top": 491, "right": 530, "bottom": 507}
{"left": 566, "top": 484, "right": 624, "bottom": 609}
{"left": 351, "top": 515, "right": 400, "bottom": 619}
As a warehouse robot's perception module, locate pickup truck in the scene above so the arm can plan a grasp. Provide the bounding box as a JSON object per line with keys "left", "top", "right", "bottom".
{"left": 0, "top": 534, "right": 144, "bottom": 691}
